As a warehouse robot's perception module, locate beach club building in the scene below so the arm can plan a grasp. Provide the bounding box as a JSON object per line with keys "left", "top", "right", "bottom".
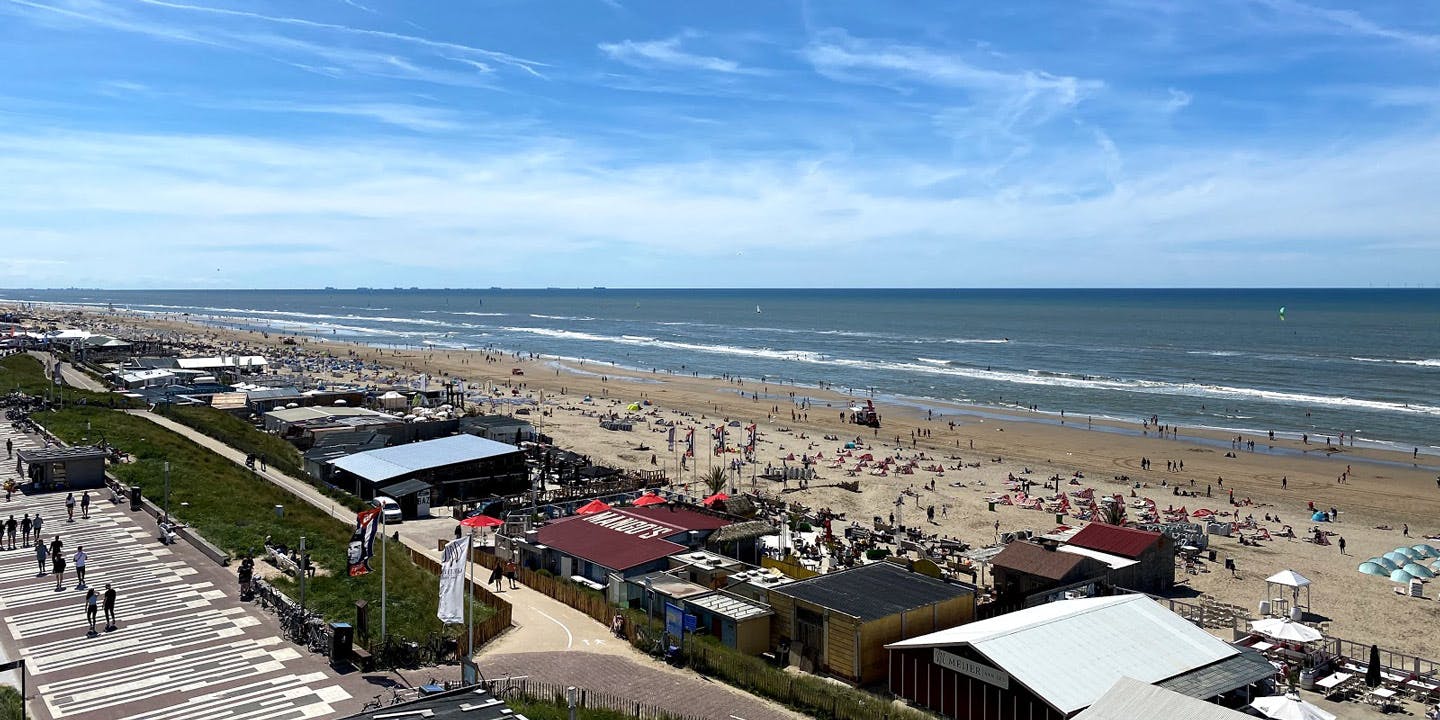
{"left": 1064, "top": 523, "right": 1176, "bottom": 594}
{"left": 329, "top": 434, "right": 527, "bottom": 515}
{"left": 518, "top": 506, "right": 733, "bottom": 590}
{"left": 766, "top": 561, "right": 976, "bottom": 685}
{"left": 990, "top": 540, "right": 1110, "bottom": 608}
{"left": 885, "top": 594, "right": 1273, "bottom": 719}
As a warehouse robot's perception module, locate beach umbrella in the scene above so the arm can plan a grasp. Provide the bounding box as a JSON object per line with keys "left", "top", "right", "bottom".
{"left": 1383, "top": 551, "right": 1410, "bottom": 567}
{"left": 701, "top": 492, "right": 728, "bottom": 506}
{"left": 575, "top": 499, "right": 611, "bottom": 515}
{"left": 1388, "top": 569, "right": 1415, "bottom": 583}
{"left": 631, "top": 492, "right": 666, "bottom": 507}
{"left": 459, "top": 514, "right": 504, "bottom": 529}
{"left": 1249, "top": 617, "right": 1323, "bottom": 643}
{"left": 1411, "top": 544, "right": 1439, "bottom": 558}
{"left": 1366, "top": 645, "right": 1382, "bottom": 688}
{"left": 1357, "top": 562, "right": 1389, "bottom": 577}
{"left": 1369, "top": 556, "right": 1398, "bottom": 571}
{"left": 1393, "top": 547, "right": 1419, "bottom": 559}
{"left": 1402, "top": 562, "right": 1435, "bottom": 578}
{"left": 1248, "top": 693, "right": 1335, "bottom": 720}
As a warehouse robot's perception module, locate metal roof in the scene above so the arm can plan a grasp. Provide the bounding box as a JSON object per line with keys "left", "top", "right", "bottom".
{"left": 992, "top": 541, "right": 1098, "bottom": 580}
{"left": 1068, "top": 523, "right": 1163, "bottom": 559}
{"left": 17, "top": 446, "right": 106, "bottom": 462}
{"left": 377, "top": 478, "right": 433, "bottom": 497}
{"left": 330, "top": 434, "right": 521, "bottom": 482}
{"left": 1156, "top": 649, "right": 1274, "bottom": 700}
{"left": 774, "top": 561, "right": 975, "bottom": 621}
{"left": 536, "top": 514, "right": 687, "bottom": 572}
{"left": 886, "top": 595, "right": 1239, "bottom": 715}
{"left": 688, "top": 592, "right": 772, "bottom": 621}
{"left": 266, "top": 406, "right": 392, "bottom": 423}
{"left": 1075, "top": 677, "right": 1254, "bottom": 720}
{"left": 174, "top": 355, "right": 267, "bottom": 370}
{"left": 1057, "top": 544, "right": 1140, "bottom": 570}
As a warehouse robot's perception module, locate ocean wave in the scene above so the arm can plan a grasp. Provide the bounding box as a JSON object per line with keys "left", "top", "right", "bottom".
{"left": 1352, "top": 356, "right": 1440, "bottom": 368}
{"left": 1187, "top": 350, "right": 1244, "bottom": 357}
{"left": 449, "top": 311, "right": 508, "bottom": 317}
{"left": 530, "top": 313, "right": 595, "bottom": 321}
{"left": 621, "top": 335, "right": 657, "bottom": 342}
{"left": 941, "top": 338, "right": 1009, "bottom": 344}
{"left": 916, "top": 358, "right": 952, "bottom": 366}
{"left": 499, "top": 326, "right": 828, "bottom": 362}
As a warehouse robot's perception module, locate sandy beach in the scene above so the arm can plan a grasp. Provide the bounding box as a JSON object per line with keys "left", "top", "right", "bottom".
{"left": 15, "top": 304, "right": 1440, "bottom": 660}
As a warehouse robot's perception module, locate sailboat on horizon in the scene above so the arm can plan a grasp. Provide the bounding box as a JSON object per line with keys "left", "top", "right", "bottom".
{"left": 755, "top": 304, "right": 762, "bottom": 314}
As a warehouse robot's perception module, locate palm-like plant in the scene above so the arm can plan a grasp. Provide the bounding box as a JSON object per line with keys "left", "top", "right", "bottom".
{"left": 702, "top": 466, "right": 728, "bottom": 495}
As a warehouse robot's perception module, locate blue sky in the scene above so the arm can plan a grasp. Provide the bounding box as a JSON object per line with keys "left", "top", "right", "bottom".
{"left": 1, "top": 0, "right": 1438, "bottom": 288}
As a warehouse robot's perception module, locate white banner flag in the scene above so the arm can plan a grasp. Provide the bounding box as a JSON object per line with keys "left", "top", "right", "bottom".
{"left": 437, "top": 536, "right": 470, "bottom": 624}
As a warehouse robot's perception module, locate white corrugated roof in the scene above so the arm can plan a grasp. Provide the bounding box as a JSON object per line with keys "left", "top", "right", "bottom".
{"left": 886, "top": 595, "right": 1237, "bottom": 715}
{"left": 1074, "top": 677, "right": 1253, "bottom": 720}
{"left": 688, "top": 592, "right": 772, "bottom": 621}
{"left": 118, "top": 369, "right": 174, "bottom": 382}
{"left": 175, "top": 355, "right": 267, "bottom": 370}
{"left": 330, "top": 434, "right": 519, "bottom": 482}
{"left": 1057, "top": 544, "right": 1139, "bottom": 569}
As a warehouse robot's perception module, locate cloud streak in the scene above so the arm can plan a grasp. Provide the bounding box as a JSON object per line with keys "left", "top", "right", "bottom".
{"left": 599, "top": 33, "right": 755, "bottom": 74}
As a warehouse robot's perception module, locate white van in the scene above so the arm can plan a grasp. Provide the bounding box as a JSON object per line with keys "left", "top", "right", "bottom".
{"left": 374, "top": 496, "right": 403, "bottom": 523}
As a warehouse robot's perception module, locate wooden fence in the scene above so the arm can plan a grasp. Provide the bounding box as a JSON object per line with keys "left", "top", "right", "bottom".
{"left": 464, "top": 546, "right": 615, "bottom": 626}
{"left": 404, "top": 543, "right": 512, "bottom": 654}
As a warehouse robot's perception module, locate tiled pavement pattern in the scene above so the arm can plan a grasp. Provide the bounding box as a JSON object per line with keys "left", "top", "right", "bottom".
{"left": 0, "top": 423, "right": 356, "bottom": 720}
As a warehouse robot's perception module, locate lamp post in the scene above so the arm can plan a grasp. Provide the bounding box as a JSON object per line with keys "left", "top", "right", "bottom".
{"left": 163, "top": 461, "right": 170, "bottom": 520}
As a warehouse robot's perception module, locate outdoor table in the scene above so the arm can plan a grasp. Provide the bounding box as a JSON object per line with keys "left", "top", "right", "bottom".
{"left": 1251, "top": 641, "right": 1275, "bottom": 653}
{"left": 1369, "top": 687, "right": 1398, "bottom": 709}
{"left": 1315, "top": 672, "right": 1352, "bottom": 696}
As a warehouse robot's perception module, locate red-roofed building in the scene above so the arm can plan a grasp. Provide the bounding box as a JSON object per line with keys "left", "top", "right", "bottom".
{"left": 517, "top": 507, "right": 734, "bottom": 586}
{"left": 1067, "top": 523, "right": 1175, "bottom": 593}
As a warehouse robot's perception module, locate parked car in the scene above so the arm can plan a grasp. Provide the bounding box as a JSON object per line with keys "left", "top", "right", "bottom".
{"left": 373, "top": 496, "right": 403, "bottom": 523}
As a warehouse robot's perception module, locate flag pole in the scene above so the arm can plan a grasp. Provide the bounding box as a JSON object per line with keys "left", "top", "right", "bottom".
{"left": 380, "top": 513, "right": 387, "bottom": 641}
{"left": 466, "top": 529, "right": 475, "bottom": 660}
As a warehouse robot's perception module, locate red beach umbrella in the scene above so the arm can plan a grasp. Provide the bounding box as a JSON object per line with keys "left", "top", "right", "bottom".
{"left": 631, "top": 493, "right": 667, "bottom": 507}
{"left": 576, "top": 499, "right": 612, "bottom": 515}
{"left": 701, "top": 492, "right": 729, "bottom": 506}
{"left": 459, "top": 514, "right": 504, "bottom": 528}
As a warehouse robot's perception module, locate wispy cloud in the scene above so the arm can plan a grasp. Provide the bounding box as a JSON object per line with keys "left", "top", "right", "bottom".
{"left": 599, "top": 33, "right": 756, "bottom": 74}
{"left": 1247, "top": 0, "right": 1440, "bottom": 52}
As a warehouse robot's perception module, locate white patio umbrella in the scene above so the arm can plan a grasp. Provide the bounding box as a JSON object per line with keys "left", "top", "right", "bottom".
{"left": 1249, "top": 617, "right": 1324, "bottom": 643}
{"left": 1249, "top": 692, "right": 1336, "bottom": 720}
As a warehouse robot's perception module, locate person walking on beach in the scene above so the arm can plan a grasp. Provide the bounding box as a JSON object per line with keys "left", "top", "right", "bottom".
{"left": 103, "top": 583, "right": 117, "bottom": 629}
{"left": 65, "top": 492, "right": 76, "bottom": 522}
{"left": 74, "top": 546, "right": 88, "bottom": 588}
{"left": 1338, "top": 536, "right": 1346, "bottom": 555}
{"left": 80, "top": 491, "right": 91, "bottom": 519}
{"left": 85, "top": 588, "right": 98, "bottom": 634}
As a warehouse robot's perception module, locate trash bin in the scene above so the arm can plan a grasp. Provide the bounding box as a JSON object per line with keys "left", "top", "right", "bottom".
{"left": 329, "top": 622, "right": 353, "bottom": 661}
{"left": 987, "top": 501, "right": 996, "bottom": 512}
{"left": 129, "top": 486, "right": 142, "bottom": 511}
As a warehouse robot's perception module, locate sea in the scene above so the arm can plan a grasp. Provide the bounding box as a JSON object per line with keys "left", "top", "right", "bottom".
{"left": 4, "top": 288, "right": 1438, "bottom": 455}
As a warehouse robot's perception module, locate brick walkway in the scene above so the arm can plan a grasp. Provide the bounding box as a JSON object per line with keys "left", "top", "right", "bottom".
{"left": 477, "top": 651, "right": 796, "bottom": 720}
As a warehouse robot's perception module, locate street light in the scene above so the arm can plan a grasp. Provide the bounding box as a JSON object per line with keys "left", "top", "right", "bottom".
{"left": 163, "top": 461, "right": 170, "bottom": 520}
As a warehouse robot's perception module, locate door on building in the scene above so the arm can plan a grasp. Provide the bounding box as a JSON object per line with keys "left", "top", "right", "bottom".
{"left": 560, "top": 555, "right": 573, "bottom": 579}
{"left": 796, "top": 607, "right": 825, "bottom": 669}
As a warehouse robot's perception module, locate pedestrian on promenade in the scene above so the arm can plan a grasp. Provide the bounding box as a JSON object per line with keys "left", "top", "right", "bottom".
{"left": 487, "top": 562, "right": 503, "bottom": 592}
{"left": 5, "top": 437, "right": 11, "bottom": 458}
{"left": 65, "top": 492, "right": 76, "bottom": 522}
{"left": 74, "top": 546, "right": 88, "bottom": 588}
{"left": 32, "top": 513, "right": 42, "bottom": 543}
{"left": 85, "top": 588, "right": 98, "bottom": 634}
{"left": 505, "top": 560, "right": 518, "bottom": 590}
{"left": 54, "top": 550, "right": 66, "bottom": 590}
{"left": 20, "top": 513, "right": 31, "bottom": 544}
{"left": 5, "top": 515, "right": 15, "bottom": 550}
{"left": 103, "top": 583, "right": 117, "bottom": 630}
{"left": 80, "top": 491, "right": 91, "bottom": 519}
{"left": 35, "top": 538, "right": 48, "bottom": 576}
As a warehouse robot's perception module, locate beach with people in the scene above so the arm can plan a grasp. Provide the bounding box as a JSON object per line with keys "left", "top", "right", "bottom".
{"left": 10, "top": 301, "right": 1440, "bottom": 659}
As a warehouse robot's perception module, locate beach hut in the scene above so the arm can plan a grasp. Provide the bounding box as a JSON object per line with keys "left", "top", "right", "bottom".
{"left": 1357, "top": 562, "right": 1389, "bottom": 577}
{"left": 1411, "top": 544, "right": 1439, "bottom": 558}
{"left": 1248, "top": 692, "right": 1336, "bottom": 720}
{"left": 1402, "top": 563, "right": 1435, "bottom": 579}
{"left": 1369, "top": 556, "right": 1398, "bottom": 571}
{"left": 1383, "top": 551, "right": 1411, "bottom": 567}
{"left": 1389, "top": 569, "right": 1415, "bottom": 583}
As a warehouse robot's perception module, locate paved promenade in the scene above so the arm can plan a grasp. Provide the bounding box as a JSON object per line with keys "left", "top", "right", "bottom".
{"left": 0, "top": 422, "right": 371, "bottom": 720}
